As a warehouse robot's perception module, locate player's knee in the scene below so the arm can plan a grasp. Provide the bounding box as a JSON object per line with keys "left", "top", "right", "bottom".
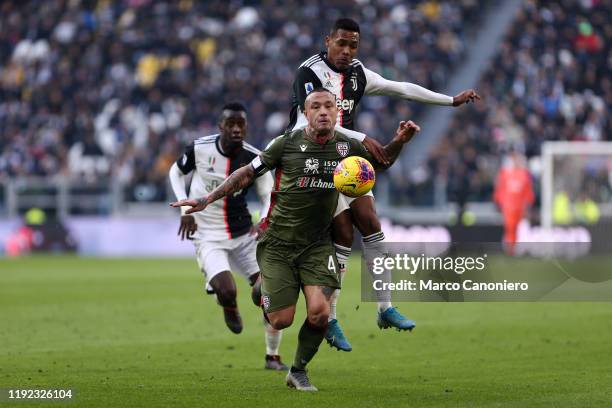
{"left": 306, "top": 306, "right": 329, "bottom": 329}
{"left": 268, "top": 314, "right": 293, "bottom": 330}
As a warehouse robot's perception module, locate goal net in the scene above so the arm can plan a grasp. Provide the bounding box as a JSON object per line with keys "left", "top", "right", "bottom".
{"left": 541, "top": 141, "right": 612, "bottom": 228}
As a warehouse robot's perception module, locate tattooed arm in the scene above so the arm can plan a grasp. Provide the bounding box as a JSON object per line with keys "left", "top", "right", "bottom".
{"left": 170, "top": 165, "right": 256, "bottom": 214}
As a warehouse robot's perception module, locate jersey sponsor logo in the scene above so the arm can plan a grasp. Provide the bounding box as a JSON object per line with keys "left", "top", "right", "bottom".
{"left": 304, "top": 158, "right": 319, "bottom": 174}
{"left": 304, "top": 82, "right": 314, "bottom": 94}
{"left": 300, "top": 144, "right": 307, "bottom": 152}
{"left": 296, "top": 176, "right": 335, "bottom": 189}
{"left": 308, "top": 178, "right": 335, "bottom": 189}
{"left": 296, "top": 176, "right": 310, "bottom": 187}
{"left": 336, "top": 98, "right": 355, "bottom": 112}
{"left": 336, "top": 142, "right": 349, "bottom": 157}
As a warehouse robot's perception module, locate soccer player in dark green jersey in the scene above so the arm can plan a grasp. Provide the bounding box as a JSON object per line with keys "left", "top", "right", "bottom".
{"left": 171, "top": 88, "right": 420, "bottom": 391}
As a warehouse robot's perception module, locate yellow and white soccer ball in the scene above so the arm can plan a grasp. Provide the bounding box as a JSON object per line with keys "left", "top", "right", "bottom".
{"left": 333, "top": 156, "right": 376, "bottom": 197}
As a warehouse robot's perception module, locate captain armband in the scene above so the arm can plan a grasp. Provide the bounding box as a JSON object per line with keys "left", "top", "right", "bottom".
{"left": 251, "top": 156, "right": 270, "bottom": 178}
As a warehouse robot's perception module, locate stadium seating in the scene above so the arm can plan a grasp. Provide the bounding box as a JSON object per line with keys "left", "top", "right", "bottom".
{"left": 0, "top": 0, "right": 485, "bottom": 204}
{"left": 1, "top": 1, "right": 608, "bottom": 209}
{"left": 409, "top": 0, "right": 610, "bottom": 206}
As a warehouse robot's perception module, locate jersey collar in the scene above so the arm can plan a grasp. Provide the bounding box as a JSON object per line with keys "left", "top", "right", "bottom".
{"left": 304, "top": 128, "right": 337, "bottom": 145}
{"left": 320, "top": 51, "right": 352, "bottom": 74}
{"left": 215, "top": 134, "right": 242, "bottom": 158}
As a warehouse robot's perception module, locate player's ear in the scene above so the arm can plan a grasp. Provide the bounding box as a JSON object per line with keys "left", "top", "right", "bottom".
{"left": 325, "top": 34, "right": 331, "bottom": 49}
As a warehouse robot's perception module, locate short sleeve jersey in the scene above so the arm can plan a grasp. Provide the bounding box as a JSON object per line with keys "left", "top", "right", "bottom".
{"left": 256, "top": 129, "right": 373, "bottom": 245}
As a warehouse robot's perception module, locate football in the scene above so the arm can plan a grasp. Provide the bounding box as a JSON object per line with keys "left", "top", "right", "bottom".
{"left": 333, "top": 156, "right": 376, "bottom": 197}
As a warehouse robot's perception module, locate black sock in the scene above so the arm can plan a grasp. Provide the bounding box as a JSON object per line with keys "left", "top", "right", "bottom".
{"left": 293, "top": 319, "right": 327, "bottom": 370}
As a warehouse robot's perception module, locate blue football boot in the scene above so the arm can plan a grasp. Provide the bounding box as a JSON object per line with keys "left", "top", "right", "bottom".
{"left": 325, "top": 319, "right": 352, "bottom": 351}
{"left": 377, "top": 307, "right": 416, "bottom": 331}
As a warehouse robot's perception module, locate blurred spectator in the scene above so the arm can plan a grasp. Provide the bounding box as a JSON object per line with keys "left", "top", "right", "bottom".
{"left": 419, "top": 0, "right": 611, "bottom": 207}
{"left": 0, "top": 0, "right": 486, "bottom": 203}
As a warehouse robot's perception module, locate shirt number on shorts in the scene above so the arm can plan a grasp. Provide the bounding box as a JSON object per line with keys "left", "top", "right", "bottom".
{"left": 328, "top": 255, "right": 336, "bottom": 273}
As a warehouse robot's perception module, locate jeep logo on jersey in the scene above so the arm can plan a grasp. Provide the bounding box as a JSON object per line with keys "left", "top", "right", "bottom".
{"left": 304, "top": 158, "right": 319, "bottom": 174}
{"left": 336, "top": 142, "right": 349, "bottom": 157}
{"left": 336, "top": 99, "right": 355, "bottom": 112}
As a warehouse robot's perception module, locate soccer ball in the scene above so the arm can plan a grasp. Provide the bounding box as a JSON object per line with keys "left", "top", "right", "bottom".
{"left": 333, "top": 156, "right": 376, "bottom": 197}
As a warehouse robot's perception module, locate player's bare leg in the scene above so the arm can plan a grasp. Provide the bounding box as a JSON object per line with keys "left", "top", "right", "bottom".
{"left": 350, "top": 195, "right": 416, "bottom": 331}
{"left": 209, "top": 271, "right": 242, "bottom": 334}
{"left": 266, "top": 305, "right": 296, "bottom": 330}
{"left": 250, "top": 272, "right": 288, "bottom": 370}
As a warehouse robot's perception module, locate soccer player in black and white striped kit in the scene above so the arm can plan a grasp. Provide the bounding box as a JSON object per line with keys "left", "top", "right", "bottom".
{"left": 287, "top": 18, "right": 480, "bottom": 351}
{"left": 169, "top": 102, "right": 288, "bottom": 370}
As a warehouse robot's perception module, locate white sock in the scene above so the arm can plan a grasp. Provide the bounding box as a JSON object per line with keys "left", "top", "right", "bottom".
{"left": 329, "top": 270, "right": 345, "bottom": 321}
{"left": 330, "top": 244, "right": 351, "bottom": 321}
{"left": 264, "top": 319, "right": 282, "bottom": 356}
{"left": 362, "top": 232, "right": 393, "bottom": 312}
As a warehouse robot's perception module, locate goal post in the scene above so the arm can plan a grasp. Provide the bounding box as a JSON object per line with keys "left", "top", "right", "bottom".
{"left": 541, "top": 141, "right": 612, "bottom": 229}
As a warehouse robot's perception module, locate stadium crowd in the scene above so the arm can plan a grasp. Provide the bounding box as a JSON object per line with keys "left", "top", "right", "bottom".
{"left": 1, "top": 0, "right": 607, "bottom": 209}
{"left": 404, "top": 0, "right": 610, "bottom": 206}
{"left": 0, "top": 0, "right": 483, "bottom": 203}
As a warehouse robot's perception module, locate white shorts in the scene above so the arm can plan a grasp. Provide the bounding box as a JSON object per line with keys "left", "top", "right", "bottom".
{"left": 334, "top": 190, "right": 375, "bottom": 217}
{"left": 193, "top": 232, "right": 259, "bottom": 284}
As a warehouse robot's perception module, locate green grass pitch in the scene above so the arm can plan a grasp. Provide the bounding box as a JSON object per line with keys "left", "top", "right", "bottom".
{"left": 1, "top": 256, "right": 611, "bottom": 407}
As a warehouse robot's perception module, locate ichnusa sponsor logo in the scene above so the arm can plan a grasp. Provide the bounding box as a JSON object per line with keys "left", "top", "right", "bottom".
{"left": 296, "top": 177, "right": 310, "bottom": 187}
{"left": 309, "top": 178, "right": 335, "bottom": 189}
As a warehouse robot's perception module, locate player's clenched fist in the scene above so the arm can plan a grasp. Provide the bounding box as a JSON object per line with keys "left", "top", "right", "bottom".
{"left": 394, "top": 120, "right": 421, "bottom": 143}
{"left": 170, "top": 197, "right": 208, "bottom": 214}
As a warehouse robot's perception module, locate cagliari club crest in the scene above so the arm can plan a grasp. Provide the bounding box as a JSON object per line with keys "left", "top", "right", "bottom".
{"left": 336, "top": 142, "right": 349, "bottom": 157}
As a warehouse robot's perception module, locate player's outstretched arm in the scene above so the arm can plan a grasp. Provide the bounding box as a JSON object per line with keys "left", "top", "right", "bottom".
{"left": 170, "top": 165, "right": 256, "bottom": 214}
{"left": 375, "top": 121, "right": 421, "bottom": 170}
{"left": 364, "top": 67, "right": 480, "bottom": 107}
